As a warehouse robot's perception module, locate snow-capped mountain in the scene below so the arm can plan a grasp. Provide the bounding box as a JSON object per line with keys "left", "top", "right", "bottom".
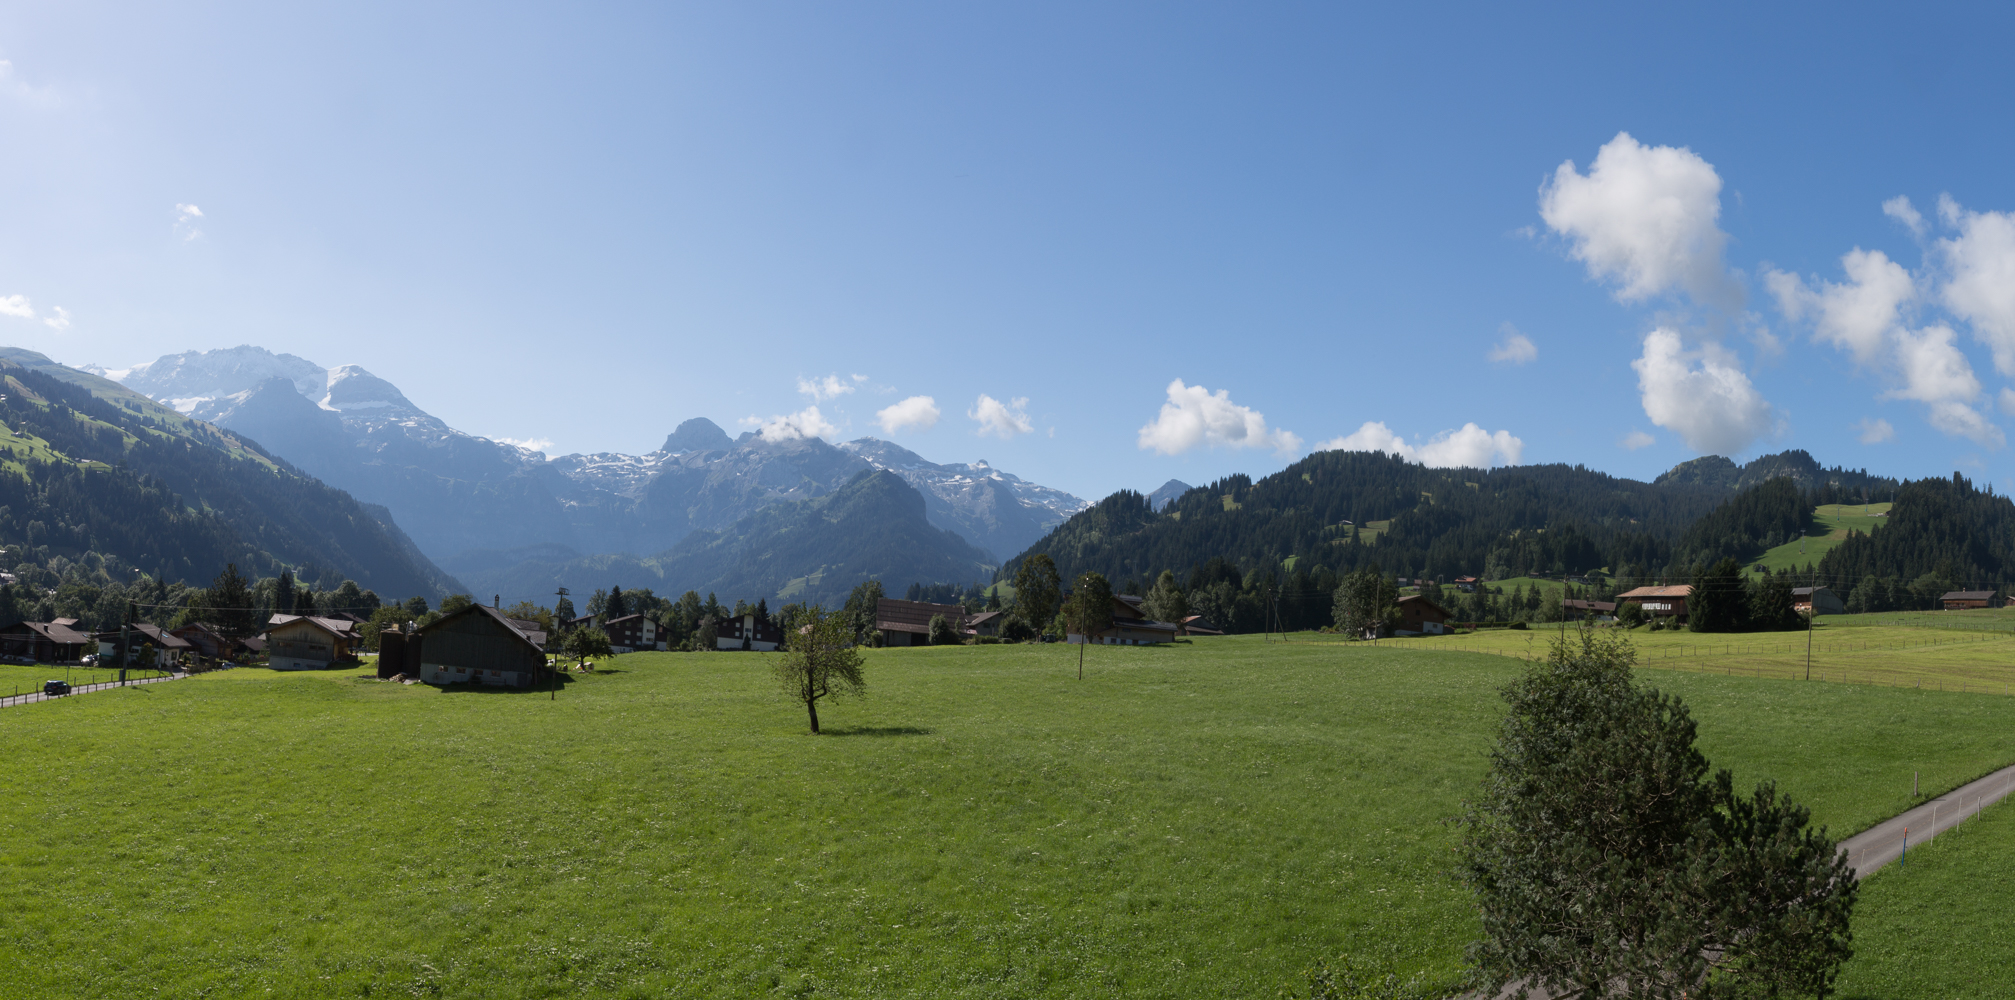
{"left": 91, "top": 346, "right": 1089, "bottom": 602}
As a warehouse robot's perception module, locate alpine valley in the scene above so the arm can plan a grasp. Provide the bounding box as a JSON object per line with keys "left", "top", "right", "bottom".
{"left": 85, "top": 345, "right": 1092, "bottom": 606}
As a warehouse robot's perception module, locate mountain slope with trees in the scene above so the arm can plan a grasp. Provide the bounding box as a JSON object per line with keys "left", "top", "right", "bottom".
{"left": 0, "top": 349, "right": 459, "bottom": 599}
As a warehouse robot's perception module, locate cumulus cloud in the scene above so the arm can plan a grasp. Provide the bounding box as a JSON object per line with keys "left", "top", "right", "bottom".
{"left": 2001, "top": 388, "right": 2015, "bottom": 416}
{"left": 1632, "top": 328, "right": 1774, "bottom": 455}
{"left": 0, "top": 294, "right": 33, "bottom": 320}
{"left": 1937, "top": 198, "right": 2015, "bottom": 377}
{"left": 1883, "top": 196, "right": 1926, "bottom": 238}
{"left": 969, "top": 394, "right": 1034, "bottom": 439}
{"left": 1539, "top": 132, "right": 1741, "bottom": 310}
{"left": 1854, "top": 418, "right": 1895, "bottom": 444}
{"left": 1315, "top": 421, "right": 1524, "bottom": 469}
{"left": 1489, "top": 323, "right": 1538, "bottom": 365}
{"left": 1136, "top": 380, "right": 1300, "bottom": 456}
{"left": 1769, "top": 241, "right": 1999, "bottom": 445}
{"left": 495, "top": 436, "right": 555, "bottom": 452}
{"left": 796, "top": 373, "right": 857, "bottom": 401}
{"left": 1621, "top": 430, "right": 1656, "bottom": 450}
{"left": 42, "top": 305, "right": 70, "bottom": 331}
{"left": 742, "top": 405, "right": 838, "bottom": 442}
{"left": 875, "top": 395, "right": 940, "bottom": 435}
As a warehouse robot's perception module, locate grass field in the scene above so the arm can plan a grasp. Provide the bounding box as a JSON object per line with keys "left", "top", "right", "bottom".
{"left": 0, "top": 663, "right": 177, "bottom": 695}
{"left": 1397, "top": 621, "right": 2015, "bottom": 693}
{"left": 1831, "top": 793, "right": 2015, "bottom": 998}
{"left": 1, "top": 638, "right": 2011, "bottom": 997}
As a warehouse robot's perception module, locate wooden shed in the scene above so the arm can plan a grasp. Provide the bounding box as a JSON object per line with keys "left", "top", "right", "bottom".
{"left": 415, "top": 604, "right": 548, "bottom": 688}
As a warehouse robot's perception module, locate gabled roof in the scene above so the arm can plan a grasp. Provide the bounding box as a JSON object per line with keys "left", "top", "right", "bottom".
{"left": 1790, "top": 587, "right": 1834, "bottom": 597}
{"left": 105, "top": 622, "right": 195, "bottom": 649}
{"left": 417, "top": 603, "right": 547, "bottom": 653}
{"left": 1562, "top": 599, "right": 1618, "bottom": 611}
{"left": 2, "top": 620, "right": 93, "bottom": 644}
{"left": 602, "top": 614, "right": 652, "bottom": 626}
{"left": 875, "top": 598, "right": 966, "bottom": 635}
{"left": 1396, "top": 594, "right": 1452, "bottom": 617}
{"left": 1617, "top": 585, "right": 1694, "bottom": 599}
{"left": 1941, "top": 590, "right": 1997, "bottom": 601}
{"left": 261, "top": 614, "right": 361, "bottom": 640}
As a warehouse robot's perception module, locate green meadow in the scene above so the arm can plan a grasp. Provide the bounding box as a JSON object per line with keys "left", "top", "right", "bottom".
{"left": 1, "top": 637, "right": 2011, "bottom": 998}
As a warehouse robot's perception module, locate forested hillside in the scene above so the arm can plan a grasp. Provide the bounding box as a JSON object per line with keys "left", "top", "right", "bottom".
{"left": 1817, "top": 473, "right": 2015, "bottom": 610}
{"left": 0, "top": 352, "right": 458, "bottom": 599}
{"left": 998, "top": 448, "right": 1907, "bottom": 633}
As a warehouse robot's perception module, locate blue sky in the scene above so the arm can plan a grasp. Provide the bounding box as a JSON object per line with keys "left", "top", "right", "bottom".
{"left": 3, "top": 2, "right": 2014, "bottom": 503}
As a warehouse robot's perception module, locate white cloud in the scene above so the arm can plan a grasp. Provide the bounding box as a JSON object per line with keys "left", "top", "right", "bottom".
{"left": 1314, "top": 421, "right": 1524, "bottom": 469}
{"left": 1937, "top": 198, "right": 2015, "bottom": 376}
{"left": 1539, "top": 131, "right": 1740, "bottom": 309}
{"left": 1854, "top": 418, "right": 1895, "bottom": 444}
{"left": 1621, "top": 430, "right": 1656, "bottom": 450}
{"left": 2001, "top": 387, "right": 2015, "bottom": 416}
{"left": 875, "top": 395, "right": 940, "bottom": 435}
{"left": 741, "top": 405, "right": 838, "bottom": 442}
{"left": 174, "top": 203, "right": 204, "bottom": 242}
{"left": 969, "top": 394, "right": 1034, "bottom": 440}
{"left": 1883, "top": 196, "right": 1926, "bottom": 238}
{"left": 0, "top": 294, "right": 34, "bottom": 320}
{"left": 1632, "top": 328, "right": 1774, "bottom": 455}
{"left": 1489, "top": 323, "right": 1538, "bottom": 365}
{"left": 1770, "top": 242, "right": 1999, "bottom": 445}
{"left": 1136, "top": 380, "right": 1300, "bottom": 456}
{"left": 796, "top": 373, "right": 856, "bottom": 401}
{"left": 495, "top": 436, "right": 555, "bottom": 453}
{"left": 42, "top": 305, "right": 70, "bottom": 331}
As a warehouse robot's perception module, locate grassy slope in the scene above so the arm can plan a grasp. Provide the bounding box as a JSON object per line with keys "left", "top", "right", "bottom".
{"left": 1833, "top": 795, "right": 2015, "bottom": 999}
{"left": 0, "top": 638, "right": 2010, "bottom": 997}
{"left": 1747, "top": 502, "right": 1891, "bottom": 576}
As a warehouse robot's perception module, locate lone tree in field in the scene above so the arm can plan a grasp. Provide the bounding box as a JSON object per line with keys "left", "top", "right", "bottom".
{"left": 1012, "top": 554, "right": 1063, "bottom": 636}
{"left": 774, "top": 605, "right": 865, "bottom": 733}
{"left": 1064, "top": 571, "right": 1114, "bottom": 680}
{"left": 565, "top": 624, "right": 612, "bottom": 669}
{"left": 1461, "top": 625, "right": 1855, "bottom": 999}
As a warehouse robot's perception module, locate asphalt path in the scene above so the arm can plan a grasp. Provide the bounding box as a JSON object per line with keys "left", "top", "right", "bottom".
{"left": 1838, "top": 761, "right": 2015, "bottom": 876}
{"left": 0, "top": 671, "right": 184, "bottom": 708}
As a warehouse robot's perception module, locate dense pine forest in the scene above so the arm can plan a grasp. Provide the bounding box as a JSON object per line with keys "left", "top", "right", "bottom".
{"left": 0, "top": 356, "right": 456, "bottom": 599}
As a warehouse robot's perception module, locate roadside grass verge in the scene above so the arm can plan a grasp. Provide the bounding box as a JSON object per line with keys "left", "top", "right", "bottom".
{"left": 1833, "top": 793, "right": 2015, "bottom": 999}
{"left": 0, "top": 637, "right": 2008, "bottom": 997}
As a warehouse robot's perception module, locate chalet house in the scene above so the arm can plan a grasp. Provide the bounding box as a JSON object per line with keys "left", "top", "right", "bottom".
{"left": 261, "top": 615, "right": 362, "bottom": 670}
{"left": 1561, "top": 599, "right": 1619, "bottom": 621}
{"left": 1068, "top": 594, "right": 1180, "bottom": 645}
{"left": 602, "top": 614, "right": 668, "bottom": 653}
{"left": 1617, "top": 585, "right": 1693, "bottom": 625}
{"left": 0, "top": 620, "right": 93, "bottom": 663}
{"left": 875, "top": 598, "right": 967, "bottom": 647}
{"left": 964, "top": 611, "right": 1002, "bottom": 637}
{"left": 1395, "top": 595, "right": 1454, "bottom": 635}
{"left": 1453, "top": 576, "right": 1481, "bottom": 593}
{"left": 171, "top": 622, "right": 236, "bottom": 660}
{"left": 416, "top": 604, "right": 549, "bottom": 688}
{"left": 1939, "top": 590, "right": 2005, "bottom": 610}
{"left": 96, "top": 623, "right": 195, "bottom": 667}
{"left": 1793, "top": 587, "right": 1847, "bottom": 616}
{"left": 716, "top": 613, "right": 784, "bottom": 652}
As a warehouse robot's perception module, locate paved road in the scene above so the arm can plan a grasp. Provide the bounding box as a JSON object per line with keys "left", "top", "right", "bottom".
{"left": 1837, "top": 761, "right": 2015, "bottom": 876}
{"left": 0, "top": 672, "right": 184, "bottom": 708}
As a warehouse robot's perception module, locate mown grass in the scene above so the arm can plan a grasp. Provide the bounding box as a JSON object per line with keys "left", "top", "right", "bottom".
{"left": 0, "top": 638, "right": 2009, "bottom": 997}
{"left": 1833, "top": 793, "right": 2015, "bottom": 999}
{"left": 1747, "top": 502, "right": 1891, "bottom": 576}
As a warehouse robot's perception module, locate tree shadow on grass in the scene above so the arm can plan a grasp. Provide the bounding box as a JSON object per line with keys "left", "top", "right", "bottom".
{"left": 819, "top": 725, "right": 935, "bottom": 737}
{"left": 436, "top": 674, "right": 578, "bottom": 694}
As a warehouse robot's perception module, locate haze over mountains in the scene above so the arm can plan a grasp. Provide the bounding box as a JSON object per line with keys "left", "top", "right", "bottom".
{"left": 88, "top": 345, "right": 1092, "bottom": 604}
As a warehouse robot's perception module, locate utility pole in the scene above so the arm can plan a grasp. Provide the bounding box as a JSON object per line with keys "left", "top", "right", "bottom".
{"left": 1805, "top": 603, "right": 1814, "bottom": 681}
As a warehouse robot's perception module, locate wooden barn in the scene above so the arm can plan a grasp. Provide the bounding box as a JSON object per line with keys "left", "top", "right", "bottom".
{"left": 416, "top": 604, "right": 549, "bottom": 688}
{"left": 874, "top": 598, "right": 967, "bottom": 647}
{"left": 0, "top": 620, "right": 94, "bottom": 663}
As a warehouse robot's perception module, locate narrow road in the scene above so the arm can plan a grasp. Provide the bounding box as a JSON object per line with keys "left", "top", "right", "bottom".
{"left": 1838, "top": 761, "right": 2015, "bottom": 876}
{"left": 0, "top": 672, "right": 184, "bottom": 708}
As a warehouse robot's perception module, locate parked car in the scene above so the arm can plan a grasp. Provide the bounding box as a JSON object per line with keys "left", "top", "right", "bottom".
{"left": 81, "top": 654, "right": 98, "bottom": 666}
{"left": 42, "top": 680, "right": 70, "bottom": 696}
